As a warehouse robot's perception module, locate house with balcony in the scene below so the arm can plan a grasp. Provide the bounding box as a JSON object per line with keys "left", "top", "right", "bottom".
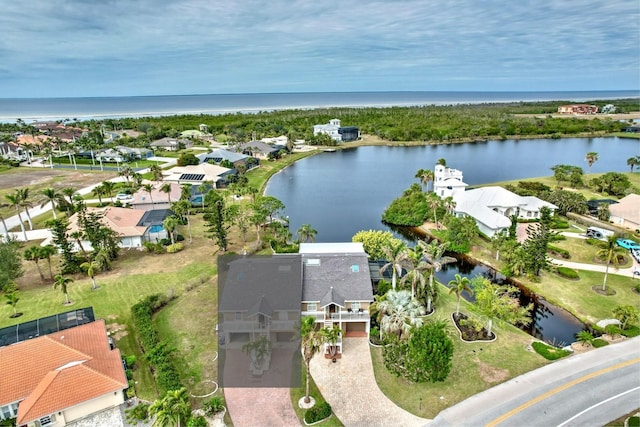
{"left": 0, "top": 319, "right": 127, "bottom": 427}
{"left": 313, "top": 119, "right": 360, "bottom": 142}
{"left": 300, "top": 242, "right": 374, "bottom": 356}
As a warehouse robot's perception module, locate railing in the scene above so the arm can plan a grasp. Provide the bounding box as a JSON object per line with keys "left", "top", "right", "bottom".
{"left": 301, "top": 310, "right": 369, "bottom": 321}
{"left": 301, "top": 311, "right": 325, "bottom": 320}
{"left": 221, "top": 321, "right": 264, "bottom": 332}
{"left": 270, "top": 320, "right": 296, "bottom": 330}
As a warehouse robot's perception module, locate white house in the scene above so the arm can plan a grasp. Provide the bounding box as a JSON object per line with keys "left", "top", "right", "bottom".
{"left": 313, "top": 119, "right": 342, "bottom": 141}
{"left": 434, "top": 165, "right": 558, "bottom": 237}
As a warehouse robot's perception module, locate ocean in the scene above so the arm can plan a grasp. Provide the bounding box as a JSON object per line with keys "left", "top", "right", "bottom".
{"left": 0, "top": 90, "right": 638, "bottom": 123}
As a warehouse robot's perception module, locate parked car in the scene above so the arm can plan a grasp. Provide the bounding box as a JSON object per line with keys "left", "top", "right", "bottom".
{"left": 616, "top": 239, "right": 640, "bottom": 250}
{"left": 115, "top": 193, "right": 132, "bottom": 200}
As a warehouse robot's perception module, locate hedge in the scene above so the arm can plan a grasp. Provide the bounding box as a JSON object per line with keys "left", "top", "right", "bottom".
{"left": 304, "top": 402, "right": 332, "bottom": 424}
{"left": 532, "top": 341, "right": 572, "bottom": 360}
{"left": 548, "top": 245, "right": 571, "bottom": 259}
{"left": 556, "top": 266, "right": 579, "bottom": 280}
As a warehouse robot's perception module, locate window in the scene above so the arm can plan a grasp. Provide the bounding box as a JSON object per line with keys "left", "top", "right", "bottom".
{"left": 234, "top": 312, "right": 242, "bottom": 320}
{"left": 351, "top": 302, "right": 360, "bottom": 310}
{"left": 307, "top": 303, "right": 317, "bottom": 312}
{"left": 38, "top": 414, "right": 56, "bottom": 426}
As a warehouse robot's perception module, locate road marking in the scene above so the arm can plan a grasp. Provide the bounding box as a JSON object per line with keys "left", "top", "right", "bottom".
{"left": 485, "top": 357, "right": 640, "bottom": 427}
{"left": 556, "top": 386, "right": 640, "bottom": 427}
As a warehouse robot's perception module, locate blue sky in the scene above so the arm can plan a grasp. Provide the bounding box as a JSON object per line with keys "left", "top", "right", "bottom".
{"left": 1, "top": 0, "right": 639, "bottom": 98}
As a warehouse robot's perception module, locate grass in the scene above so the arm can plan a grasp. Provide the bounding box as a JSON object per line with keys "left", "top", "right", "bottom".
{"left": 370, "top": 285, "right": 548, "bottom": 419}
{"left": 246, "top": 151, "right": 318, "bottom": 193}
{"left": 551, "top": 236, "right": 633, "bottom": 268}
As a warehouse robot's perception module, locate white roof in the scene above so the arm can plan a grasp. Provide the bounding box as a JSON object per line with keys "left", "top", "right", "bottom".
{"left": 299, "top": 242, "right": 366, "bottom": 254}
{"left": 455, "top": 200, "right": 512, "bottom": 229}
{"left": 440, "top": 178, "right": 468, "bottom": 188}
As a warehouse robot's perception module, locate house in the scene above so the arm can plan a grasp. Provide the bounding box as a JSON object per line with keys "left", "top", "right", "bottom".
{"left": 313, "top": 119, "right": 360, "bottom": 142}
{"left": 162, "top": 163, "right": 236, "bottom": 187}
{"left": 94, "top": 146, "right": 152, "bottom": 163}
{"left": 67, "top": 207, "right": 172, "bottom": 250}
{"left": 0, "top": 319, "right": 127, "bottom": 427}
{"left": 198, "top": 149, "right": 257, "bottom": 170}
{"left": 231, "top": 141, "right": 279, "bottom": 160}
{"left": 557, "top": 104, "right": 598, "bottom": 115}
{"left": 300, "top": 242, "right": 374, "bottom": 355}
{"left": 129, "top": 182, "right": 183, "bottom": 211}
{"left": 149, "top": 137, "right": 193, "bottom": 151}
{"left": 434, "top": 165, "right": 557, "bottom": 237}
{"left": 608, "top": 194, "right": 640, "bottom": 232}
{"left": 261, "top": 135, "right": 288, "bottom": 145}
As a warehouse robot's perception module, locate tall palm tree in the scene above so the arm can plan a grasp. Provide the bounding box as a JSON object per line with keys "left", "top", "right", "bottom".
{"left": 40, "top": 188, "right": 63, "bottom": 219}
{"left": 149, "top": 164, "right": 163, "bottom": 182}
{"left": 163, "top": 215, "right": 180, "bottom": 245}
{"left": 296, "top": 223, "right": 318, "bottom": 243}
{"left": 142, "top": 183, "right": 155, "bottom": 205}
{"left": 415, "top": 168, "right": 434, "bottom": 192}
{"left": 377, "top": 289, "right": 425, "bottom": 340}
{"left": 180, "top": 184, "right": 192, "bottom": 201}
{"left": 400, "top": 244, "right": 429, "bottom": 299}
{"left": 160, "top": 183, "right": 173, "bottom": 204}
{"left": 418, "top": 240, "right": 457, "bottom": 313}
{"left": 627, "top": 155, "right": 640, "bottom": 172}
{"left": 426, "top": 193, "right": 443, "bottom": 229}
{"left": 53, "top": 274, "right": 73, "bottom": 305}
{"left": 119, "top": 163, "right": 134, "bottom": 185}
{"left": 101, "top": 181, "right": 116, "bottom": 199}
{"left": 197, "top": 180, "right": 213, "bottom": 208}
{"left": 24, "top": 246, "right": 45, "bottom": 281}
{"left": 380, "top": 240, "right": 408, "bottom": 290}
{"left": 92, "top": 184, "right": 105, "bottom": 205}
{"left": 61, "top": 187, "right": 76, "bottom": 206}
{"left": 17, "top": 188, "right": 34, "bottom": 230}
{"left": 80, "top": 259, "right": 100, "bottom": 290}
{"left": 39, "top": 244, "right": 57, "bottom": 280}
{"left": 596, "top": 235, "right": 626, "bottom": 291}
{"left": 585, "top": 151, "right": 598, "bottom": 174}
{"left": 5, "top": 191, "right": 27, "bottom": 241}
{"left": 172, "top": 200, "right": 192, "bottom": 244}
{"left": 448, "top": 273, "right": 473, "bottom": 315}
{"left": 300, "top": 316, "right": 324, "bottom": 404}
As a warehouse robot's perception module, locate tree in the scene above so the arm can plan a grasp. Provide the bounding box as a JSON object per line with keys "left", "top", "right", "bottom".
{"left": 415, "top": 168, "right": 434, "bottom": 192}
{"left": 426, "top": 192, "right": 443, "bottom": 229}
{"left": 17, "top": 188, "right": 34, "bottom": 230}
{"left": 448, "top": 274, "right": 472, "bottom": 316}
{"left": 53, "top": 274, "right": 73, "bottom": 305}
{"left": 418, "top": 240, "right": 456, "bottom": 313}
{"left": 80, "top": 259, "right": 100, "bottom": 290}
{"left": 321, "top": 324, "right": 342, "bottom": 358}
{"left": 204, "top": 196, "right": 230, "bottom": 252}
{"left": 296, "top": 223, "right": 318, "bottom": 243}
{"left": 163, "top": 216, "right": 181, "bottom": 245}
{"left": 444, "top": 215, "right": 478, "bottom": 253}
{"left": 0, "top": 210, "right": 9, "bottom": 241}
{"left": 521, "top": 207, "right": 553, "bottom": 276}
{"left": 300, "top": 316, "right": 324, "bottom": 404}
{"left": 150, "top": 164, "right": 164, "bottom": 182}
{"left": 62, "top": 187, "right": 76, "bottom": 206}
{"left": 5, "top": 291, "right": 20, "bottom": 318}
{"left": 101, "top": 181, "right": 116, "bottom": 199}
{"left": 197, "top": 181, "right": 213, "bottom": 208}
{"left": 595, "top": 235, "right": 626, "bottom": 291}
{"left": 612, "top": 305, "right": 639, "bottom": 330}
{"left": 437, "top": 158, "right": 447, "bottom": 166}
{"left": 352, "top": 230, "right": 401, "bottom": 261}
{"left": 405, "top": 321, "right": 453, "bottom": 382}
{"left": 143, "top": 183, "right": 155, "bottom": 205}
{"left": 380, "top": 240, "right": 408, "bottom": 290}
{"left": 160, "top": 183, "right": 173, "bottom": 204}
{"left": 119, "top": 164, "right": 134, "bottom": 184}
{"left": 39, "top": 244, "right": 57, "bottom": 280}
{"left": 627, "top": 156, "right": 640, "bottom": 172}
{"left": 172, "top": 200, "right": 193, "bottom": 244}
{"left": 149, "top": 387, "right": 192, "bottom": 427}
{"left": 5, "top": 190, "right": 28, "bottom": 241}
{"left": 24, "top": 246, "right": 45, "bottom": 281}
{"left": 400, "top": 245, "right": 429, "bottom": 299}
{"left": 376, "top": 289, "right": 425, "bottom": 340}
{"left": 472, "top": 277, "right": 532, "bottom": 336}
{"left": 46, "top": 217, "right": 78, "bottom": 274}
{"left": 92, "top": 184, "right": 105, "bottom": 205}
{"left": 0, "top": 239, "right": 22, "bottom": 292}
{"left": 585, "top": 152, "right": 598, "bottom": 174}
{"left": 40, "top": 188, "right": 63, "bottom": 219}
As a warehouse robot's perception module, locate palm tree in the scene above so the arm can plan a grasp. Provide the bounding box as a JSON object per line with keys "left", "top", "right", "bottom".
{"left": 296, "top": 223, "right": 318, "bottom": 243}
{"left": 400, "top": 245, "right": 429, "bottom": 299}
{"left": 585, "top": 151, "right": 598, "bottom": 174}
{"left": 53, "top": 274, "right": 73, "bottom": 305}
{"left": 596, "top": 235, "right": 626, "bottom": 291}
{"left": 172, "top": 200, "right": 192, "bottom": 244}
{"left": 163, "top": 215, "right": 180, "bottom": 245}
{"left": 80, "top": 259, "right": 100, "bottom": 290}
{"left": 119, "top": 163, "right": 134, "bottom": 185}
{"left": 142, "top": 183, "right": 155, "bottom": 205}
{"left": 627, "top": 155, "right": 640, "bottom": 172}
{"left": 62, "top": 187, "right": 76, "bottom": 207}
{"left": 426, "top": 193, "right": 443, "bottom": 229}
{"left": 415, "top": 168, "right": 434, "bottom": 192}
{"left": 40, "top": 188, "right": 62, "bottom": 219}
{"left": 160, "top": 183, "right": 173, "bottom": 204}
{"left": 380, "top": 240, "right": 408, "bottom": 290}
{"left": 321, "top": 324, "right": 342, "bottom": 358}
{"left": 149, "top": 387, "right": 191, "bottom": 427}
{"left": 180, "top": 184, "right": 192, "bottom": 201}
{"left": 149, "top": 164, "right": 163, "bottom": 182}
{"left": 101, "top": 181, "right": 116, "bottom": 199}
{"left": 197, "top": 181, "right": 213, "bottom": 208}
{"left": 5, "top": 191, "right": 28, "bottom": 241}
{"left": 17, "top": 188, "right": 34, "bottom": 230}
{"left": 300, "top": 316, "right": 324, "bottom": 404}
{"left": 4, "top": 291, "right": 20, "bottom": 317}
{"left": 448, "top": 273, "right": 473, "bottom": 316}
{"left": 377, "top": 289, "right": 425, "bottom": 340}
{"left": 39, "top": 244, "right": 57, "bottom": 280}
{"left": 24, "top": 246, "right": 45, "bottom": 281}
{"left": 418, "top": 240, "right": 457, "bottom": 313}
{"left": 92, "top": 184, "right": 105, "bottom": 205}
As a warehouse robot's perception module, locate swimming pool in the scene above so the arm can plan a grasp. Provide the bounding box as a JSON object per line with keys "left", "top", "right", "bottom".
{"left": 149, "top": 225, "right": 164, "bottom": 233}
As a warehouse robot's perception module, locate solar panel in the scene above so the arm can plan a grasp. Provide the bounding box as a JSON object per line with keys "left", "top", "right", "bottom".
{"left": 179, "top": 173, "right": 205, "bottom": 181}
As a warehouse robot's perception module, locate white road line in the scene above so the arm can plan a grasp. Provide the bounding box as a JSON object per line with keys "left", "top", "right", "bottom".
{"left": 556, "top": 386, "right": 640, "bottom": 427}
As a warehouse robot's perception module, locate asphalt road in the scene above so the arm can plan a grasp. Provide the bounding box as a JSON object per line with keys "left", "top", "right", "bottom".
{"left": 430, "top": 337, "right": 640, "bottom": 427}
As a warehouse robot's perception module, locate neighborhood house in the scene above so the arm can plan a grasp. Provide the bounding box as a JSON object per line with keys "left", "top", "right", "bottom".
{"left": 313, "top": 119, "right": 360, "bottom": 142}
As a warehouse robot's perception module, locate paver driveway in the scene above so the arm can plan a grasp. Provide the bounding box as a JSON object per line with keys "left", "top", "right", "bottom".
{"left": 310, "top": 337, "right": 429, "bottom": 427}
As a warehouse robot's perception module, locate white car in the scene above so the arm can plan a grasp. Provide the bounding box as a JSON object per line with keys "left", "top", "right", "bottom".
{"left": 115, "top": 193, "right": 132, "bottom": 200}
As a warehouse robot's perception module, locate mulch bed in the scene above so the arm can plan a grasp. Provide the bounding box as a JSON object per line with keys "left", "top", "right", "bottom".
{"left": 451, "top": 312, "right": 495, "bottom": 342}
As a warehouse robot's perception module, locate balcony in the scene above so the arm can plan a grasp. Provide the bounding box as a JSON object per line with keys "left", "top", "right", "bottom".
{"left": 301, "top": 310, "right": 369, "bottom": 321}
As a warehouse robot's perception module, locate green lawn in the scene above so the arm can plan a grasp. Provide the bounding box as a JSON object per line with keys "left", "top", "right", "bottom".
{"left": 290, "top": 365, "right": 344, "bottom": 426}
{"left": 370, "top": 286, "right": 548, "bottom": 419}
{"left": 246, "top": 151, "right": 318, "bottom": 193}
{"left": 551, "top": 236, "right": 633, "bottom": 267}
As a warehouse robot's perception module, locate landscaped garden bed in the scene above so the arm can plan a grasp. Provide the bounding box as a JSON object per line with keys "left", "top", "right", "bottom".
{"left": 451, "top": 312, "right": 496, "bottom": 342}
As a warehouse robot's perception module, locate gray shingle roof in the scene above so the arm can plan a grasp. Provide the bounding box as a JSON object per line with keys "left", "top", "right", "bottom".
{"left": 301, "top": 254, "right": 374, "bottom": 303}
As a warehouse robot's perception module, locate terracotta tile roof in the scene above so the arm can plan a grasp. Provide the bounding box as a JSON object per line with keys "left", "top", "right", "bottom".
{"left": 68, "top": 207, "right": 147, "bottom": 237}
{"left": 0, "top": 320, "right": 127, "bottom": 425}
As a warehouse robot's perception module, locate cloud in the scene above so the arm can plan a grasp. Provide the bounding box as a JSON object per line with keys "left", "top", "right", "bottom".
{"left": 0, "top": 0, "right": 638, "bottom": 97}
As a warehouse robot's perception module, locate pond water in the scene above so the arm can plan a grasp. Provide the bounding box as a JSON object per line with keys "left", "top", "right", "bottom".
{"left": 264, "top": 137, "right": 640, "bottom": 343}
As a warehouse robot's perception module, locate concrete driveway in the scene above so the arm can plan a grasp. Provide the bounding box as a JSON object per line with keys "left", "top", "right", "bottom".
{"left": 310, "top": 337, "right": 429, "bottom": 427}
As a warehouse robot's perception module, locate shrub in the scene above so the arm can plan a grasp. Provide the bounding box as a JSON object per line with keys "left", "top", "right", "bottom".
{"left": 304, "top": 402, "right": 332, "bottom": 424}
{"left": 187, "top": 416, "right": 208, "bottom": 427}
{"left": 124, "top": 355, "right": 137, "bottom": 369}
{"left": 592, "top": 338, "right": 609, "bottom": 348}
{"left": 548, "top": 245, "right": 571, "bottom": 259}
{"left": 125, "top": 403, "right": 149, "bottom": 425}
{"left": 604, "top": 324, "right": 622, "bottom": 338}
{"left": 621, "top": 325, "right": 640, "bottom": 338}
{"left": 203, "top": 396, "right": 225, "bottom": 415}
{"left": 532, "top": 341, "right": 572, "bottom": 360}
{"left": 576, "top": 330, "right": 594, "bottom": 346}
{"left": 556, "top": 266, "right": 579, "bottom": 279}
{"left": 166, "top": 243, "right": 184, "bottom": 253}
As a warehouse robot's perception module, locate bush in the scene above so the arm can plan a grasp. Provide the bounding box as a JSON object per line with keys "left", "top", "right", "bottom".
{"left": 304, "top": 402, "right": 332, "bottom": 424}
{"left": 532, "top": 341, "right": 572, "bottom": 360}
{"left": 556, "top": 266, "right": 579, "bottom": 279}
{"left": 592, "top": 338, "right": 609, "bottom": 348}
{"left": 187, "top": 416, "right": 208, "bottom": 427}
{"left": 124, "top": 355, "right": 137, "bottom": 369}
{"left": 125, "top": 403, "right": 149, "bottom": 425}
{"left": 203, "top": 396, "right": 225, "bottom": 415}
{"left": 166, "top": 243, "right": 184, "bottom": 253}
{"left": 548, "top": 245, "right": 571, "bottom": 259}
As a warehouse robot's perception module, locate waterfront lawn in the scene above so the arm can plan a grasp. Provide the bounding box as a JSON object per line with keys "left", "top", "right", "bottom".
{"left": 371, "top": 285, "right": 548, "bottom": 419}
{"left": 246, "top": 151, "right": 317, "bottom": 192}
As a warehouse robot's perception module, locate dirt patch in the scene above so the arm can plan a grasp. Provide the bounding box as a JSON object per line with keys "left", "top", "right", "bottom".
{"left": 475, "top": 357, "right": 509, "bottom": 383}
{"left": 591, "top": 285, "right": 617, "bottom": 296}
{"left": 105, "top": 322, "right": 129, "bottom": 340}
{"left": 0, "top": 167, "right": 114, "bottom": 191}
{"left": 570, "top": 342, "right": 593, "bottom": 354}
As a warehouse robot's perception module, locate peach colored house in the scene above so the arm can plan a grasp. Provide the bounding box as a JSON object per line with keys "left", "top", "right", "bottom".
{"left": 608, "top": 194, "right": 640, "bottom": 232}
{"left": 0, "top": 320, "right": 127, "bottom": 426}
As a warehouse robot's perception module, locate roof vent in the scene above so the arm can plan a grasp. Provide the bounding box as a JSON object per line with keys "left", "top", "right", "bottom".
{"left": 351, "top": 264, "right": 359, "bottom": 273}
{"left": 306, "top": 259, "right": 321, "bottom": 266}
